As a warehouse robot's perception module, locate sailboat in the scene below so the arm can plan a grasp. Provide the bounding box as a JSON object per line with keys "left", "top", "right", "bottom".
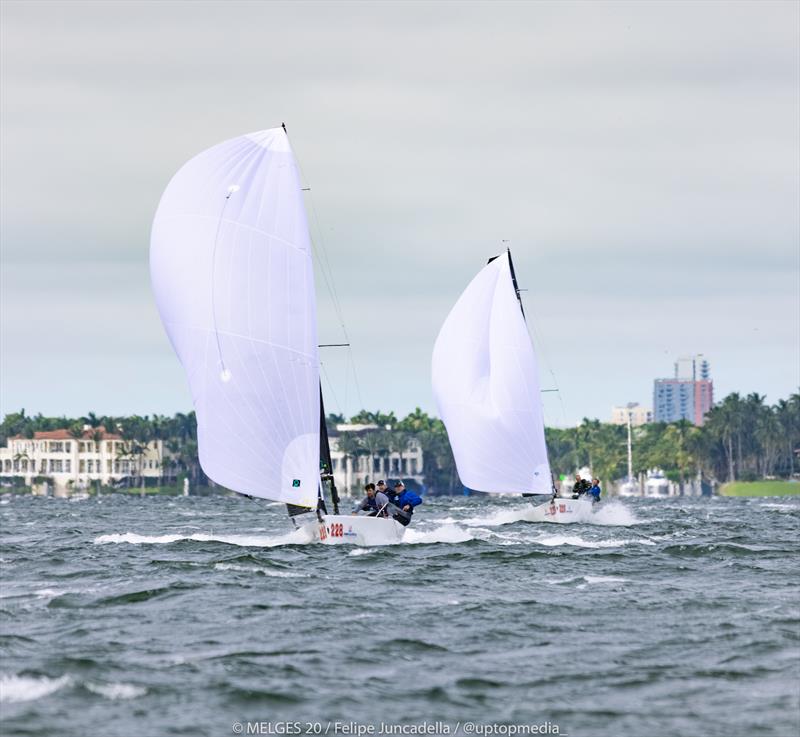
{"left": 617, "top": 416, "right": 641, "bottom": 497}
{"left": 150, "top": 127, "right": 404, "bottom": 545}
{"left": 431, "top": 250, "right": 594, "bottom": 523}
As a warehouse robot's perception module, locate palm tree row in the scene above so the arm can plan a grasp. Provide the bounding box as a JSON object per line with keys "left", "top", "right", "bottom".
{"left": 2, "top": 391, "right": 796, "bottom": 492}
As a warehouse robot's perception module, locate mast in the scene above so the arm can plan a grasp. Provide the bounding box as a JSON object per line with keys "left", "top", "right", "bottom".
{"left": 505, "top": 248, "right": 526, "bottom": 320}
{"left": 488, "top": 248, "right": 526, "bottom": 318}
{"left": 319, "top": 385, "right": 340, "bottom": 514}
{"left": 627, "top": 415, "right": 634, "bottom": 484}
{"left": 490, "top": 248, "right": 556, "bottom": 496}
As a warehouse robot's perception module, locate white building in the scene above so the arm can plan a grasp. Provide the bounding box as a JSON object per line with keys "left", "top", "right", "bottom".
{"left": 0, "top": 427, "right": 164, "bottom": 495}
{"left": 611, "top": 402, "right": 653, "bottom": 427}
{"left": 328, "top": 424, "right": 424, "bottom": 495}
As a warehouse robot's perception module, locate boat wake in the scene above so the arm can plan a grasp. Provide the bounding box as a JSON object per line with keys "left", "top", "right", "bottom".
{"left": 93, "top": 503, "right": 642, "bottom": 550}
{"left": 462, "top": 500, "right": 640, "bottom": 528}
{"left": 402, "top": 523, "right": 475, "bottom": 545}
{"left": 93, "top": 528, "right": 313, "bottom": 548}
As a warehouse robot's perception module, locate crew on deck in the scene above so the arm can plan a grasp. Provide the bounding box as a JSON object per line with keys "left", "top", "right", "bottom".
{"left": 588, "top": 478, "right": 602, "bottom": 503}
{"left": 352, "top": 483, "right": 391, "bottom": 517}
{"left": 572, "top": 474, "right": 592, "bottom": 499}
{"left": 352, "top": 480, "right": 422, "bottom": 525}
{"left": 390, "top": 481, "right": 422, "bottom": 526}
{"left": 375, "top": 480, "right": 391, "bottom": 501}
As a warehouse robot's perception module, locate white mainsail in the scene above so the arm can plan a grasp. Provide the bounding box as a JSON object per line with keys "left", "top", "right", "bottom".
{"left": 150, "top": 128, "right": 319, "bottom": 507}
{"left": 431, "top": 251, "right": 552, "bottom": 494}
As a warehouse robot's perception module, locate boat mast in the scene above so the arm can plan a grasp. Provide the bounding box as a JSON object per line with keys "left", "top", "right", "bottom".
{"left": 319, "top": 385, "right": 341, "bottom": 514}
{"left": 487, "top": 247, "right": 526, "bottom": 318}
{"left": 279, "top": 121, "right": 341, "bottom": 519}
{"left": 505, "top": 248, "right": 526, "bottom": 320}
{"left": 492, "top": 248, "right": 557, "bottom": 496}
{"left": 627, "top": 415, "right": 634, "bottom": 484}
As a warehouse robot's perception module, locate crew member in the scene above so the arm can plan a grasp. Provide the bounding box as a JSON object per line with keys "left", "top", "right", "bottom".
{"left": 391, "top": 481, "right": 422, "bottom": 526}
{"left": 588, "top": 478, "right": 602, "bottom": 503}
{"left": 572, "top": 474, "right": 592, "bottom": 498}
{"left": 353, "top": 483, "right": 389, "bottom": 516}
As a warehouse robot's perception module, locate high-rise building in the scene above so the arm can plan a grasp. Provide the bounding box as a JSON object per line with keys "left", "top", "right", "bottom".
{"left": 653, "top": 354, "right": 713, "bottom": 425}
{"left": 611, "top": 403, "right": 653, "bottom": 426}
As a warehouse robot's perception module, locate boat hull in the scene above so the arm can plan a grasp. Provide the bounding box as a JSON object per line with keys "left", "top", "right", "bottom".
{"left": 527, "top": 497, "right": 596, "bottom": 523}
{"left": 302, "top": 514, "right": 406, "bottom": 546}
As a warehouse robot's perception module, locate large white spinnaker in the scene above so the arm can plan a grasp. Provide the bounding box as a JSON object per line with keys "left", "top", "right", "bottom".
{"left": 150, "top": 128, "right": 319, "bottom": 507}
{"left": 431, "top": 252, "right": 551, "bottom": 494}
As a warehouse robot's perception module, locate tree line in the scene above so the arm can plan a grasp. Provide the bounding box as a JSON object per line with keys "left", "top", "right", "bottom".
{"left": 1, "top": 391, "right": 796, "bottom": 493}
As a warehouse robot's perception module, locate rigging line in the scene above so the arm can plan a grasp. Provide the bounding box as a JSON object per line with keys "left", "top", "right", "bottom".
{"left": 320, "top": 361, "right": 343, "bottom": 416}
{"left": 210, "top": 186, "right": 239, "bottom": 378}
{"left": 305, "top": 194, "right": 366, "bottom": 415}
{"left": 290, "top": 138, "right": 366, "bottom": 416}
{"left": 518, "top": 289, "right": 568, "bottom": 428}
{"left": 290, "top": 147, "right": 348, "bottom": 337}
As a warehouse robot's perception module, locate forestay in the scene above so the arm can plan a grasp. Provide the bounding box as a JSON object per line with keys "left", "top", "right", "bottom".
{"left": 150, "top": 128, "right": 319, "bottom": 506}
{"left": 431, "top": 252, "right": 551, "bottom": 494}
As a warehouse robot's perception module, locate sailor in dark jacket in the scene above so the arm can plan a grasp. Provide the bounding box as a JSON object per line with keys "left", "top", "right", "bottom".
{"left": 572, "top": 474, "right": 592, "bottom": 499}
{"left": 353, "top": 484, "right": 378, "bottom": 517}
{"left": 391, "top": 481, "right": 422, "bottom": 526}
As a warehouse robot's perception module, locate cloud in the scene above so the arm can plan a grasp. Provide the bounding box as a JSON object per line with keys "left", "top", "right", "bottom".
{"left": 1, "top": 0, "right": 798, "bottom": 423}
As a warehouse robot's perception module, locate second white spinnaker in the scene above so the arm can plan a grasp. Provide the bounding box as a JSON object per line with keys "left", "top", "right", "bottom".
{"left": 432, "top": 251, "right": 552, "bottom": 495}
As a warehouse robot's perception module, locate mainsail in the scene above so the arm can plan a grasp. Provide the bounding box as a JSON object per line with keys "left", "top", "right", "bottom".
{"left": 150, "top": 128, "right": 319, "bottom": 507}
{"left": 431, "top": 251, "right": 552, "bottom": 494}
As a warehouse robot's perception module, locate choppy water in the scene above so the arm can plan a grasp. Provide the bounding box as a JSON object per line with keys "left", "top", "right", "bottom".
{"left": 1, "top": 493, "right": 798, "bottom": 737}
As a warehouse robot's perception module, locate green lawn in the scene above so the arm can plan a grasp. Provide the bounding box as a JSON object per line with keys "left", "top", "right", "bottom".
{"left": 719, "top": 480, "right": 800, "bottom": 497}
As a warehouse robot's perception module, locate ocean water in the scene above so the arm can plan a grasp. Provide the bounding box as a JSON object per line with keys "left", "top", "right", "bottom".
{"left": 1, "top": 493, "right": 798, "bottom": 737}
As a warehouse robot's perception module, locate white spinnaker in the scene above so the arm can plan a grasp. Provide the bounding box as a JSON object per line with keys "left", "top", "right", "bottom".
{"left": 432, "top": 252, "right": 551, "bottom": 494}
{"left": 150, "top": 128, "right": 319, "bottom": 506}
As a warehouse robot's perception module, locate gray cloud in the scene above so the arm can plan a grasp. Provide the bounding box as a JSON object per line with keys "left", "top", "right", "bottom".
{"left": 1, "top": 0, "right": 798, "bottom": 423}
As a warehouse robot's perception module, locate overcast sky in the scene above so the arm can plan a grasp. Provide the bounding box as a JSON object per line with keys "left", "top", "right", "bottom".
{"left": 1, "top": 0, "right": 798, "bottom": 426}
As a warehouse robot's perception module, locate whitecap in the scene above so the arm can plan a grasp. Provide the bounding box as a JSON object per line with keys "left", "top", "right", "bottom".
{"left": 532, "top": 534, "right": 654, "bottom": 548}
{"left": 213, "top": 563, "right": 309, "bottom": 578}
{"left": 34, "top": 588, "right": 65, "bottom": 600}
{"left": 0, "top": 674, "right": 71, "bottom": 703}
{"left": 85, "top": 682, "right": 146, "bottom": 700}
{"left": 403, "top": 523, "right": 474, "bottom": 545}
{"left": 463, "top": 506, "right": 535, "bottom": 527}
{"left": 583, "top": 575, "right": 628, "bottom": 584}
{"left": 94, "top": 527, "right": 313, "bottom": 548}
{"left": 587, "top": 502, "right": 641, "bottom": 526}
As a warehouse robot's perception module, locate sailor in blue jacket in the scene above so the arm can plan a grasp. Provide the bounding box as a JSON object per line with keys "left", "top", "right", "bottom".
{"left": 391, "top": 481, "right": 422, "bottom": 526}
{"left": 588, "top": 478, "right": 602, "bottom": 503}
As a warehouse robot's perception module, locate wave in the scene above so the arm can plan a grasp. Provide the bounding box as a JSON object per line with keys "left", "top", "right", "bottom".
{"left": 94, "top": 528, "right": 313, "bottom": 548}
{"left": 402, "top": 523, "right": 475, "bottom": 545}
{"left": 212, "top": 563, "right": 309, "bottom": 578}
{"left": 587, "top": 502, "right": 641, "bottom": 526}
{"left": 84, "top": 681, "right": 146, "bottom": 700}
{"left": 462, "top": 501, "right": 640, "bottom": 528}
{"left": 532, "top": 534, "right": 655, "bottom": 548}
{"left": 583, "top": 575, "right": 628, "bottom": 584}
{"left": 0, "top": 674, "right": 71, "bottom": 703}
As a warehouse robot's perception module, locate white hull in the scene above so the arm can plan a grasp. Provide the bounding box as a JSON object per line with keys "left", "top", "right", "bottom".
{"left": 526, "top": 497, "right": 596, "bottom": 524}
{"left": 301, "top": 514, "right": 406, "bottom": 546}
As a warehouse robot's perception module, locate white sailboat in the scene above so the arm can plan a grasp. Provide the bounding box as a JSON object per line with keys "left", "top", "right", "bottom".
{"left": 617, "top": 416, "right": 641, "bottom": 497}
{"left": 432, "top": 250, "right": 594, "bottom": 523}
{"left": 150, "top": 127, "right": 405, "bottom": 545}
